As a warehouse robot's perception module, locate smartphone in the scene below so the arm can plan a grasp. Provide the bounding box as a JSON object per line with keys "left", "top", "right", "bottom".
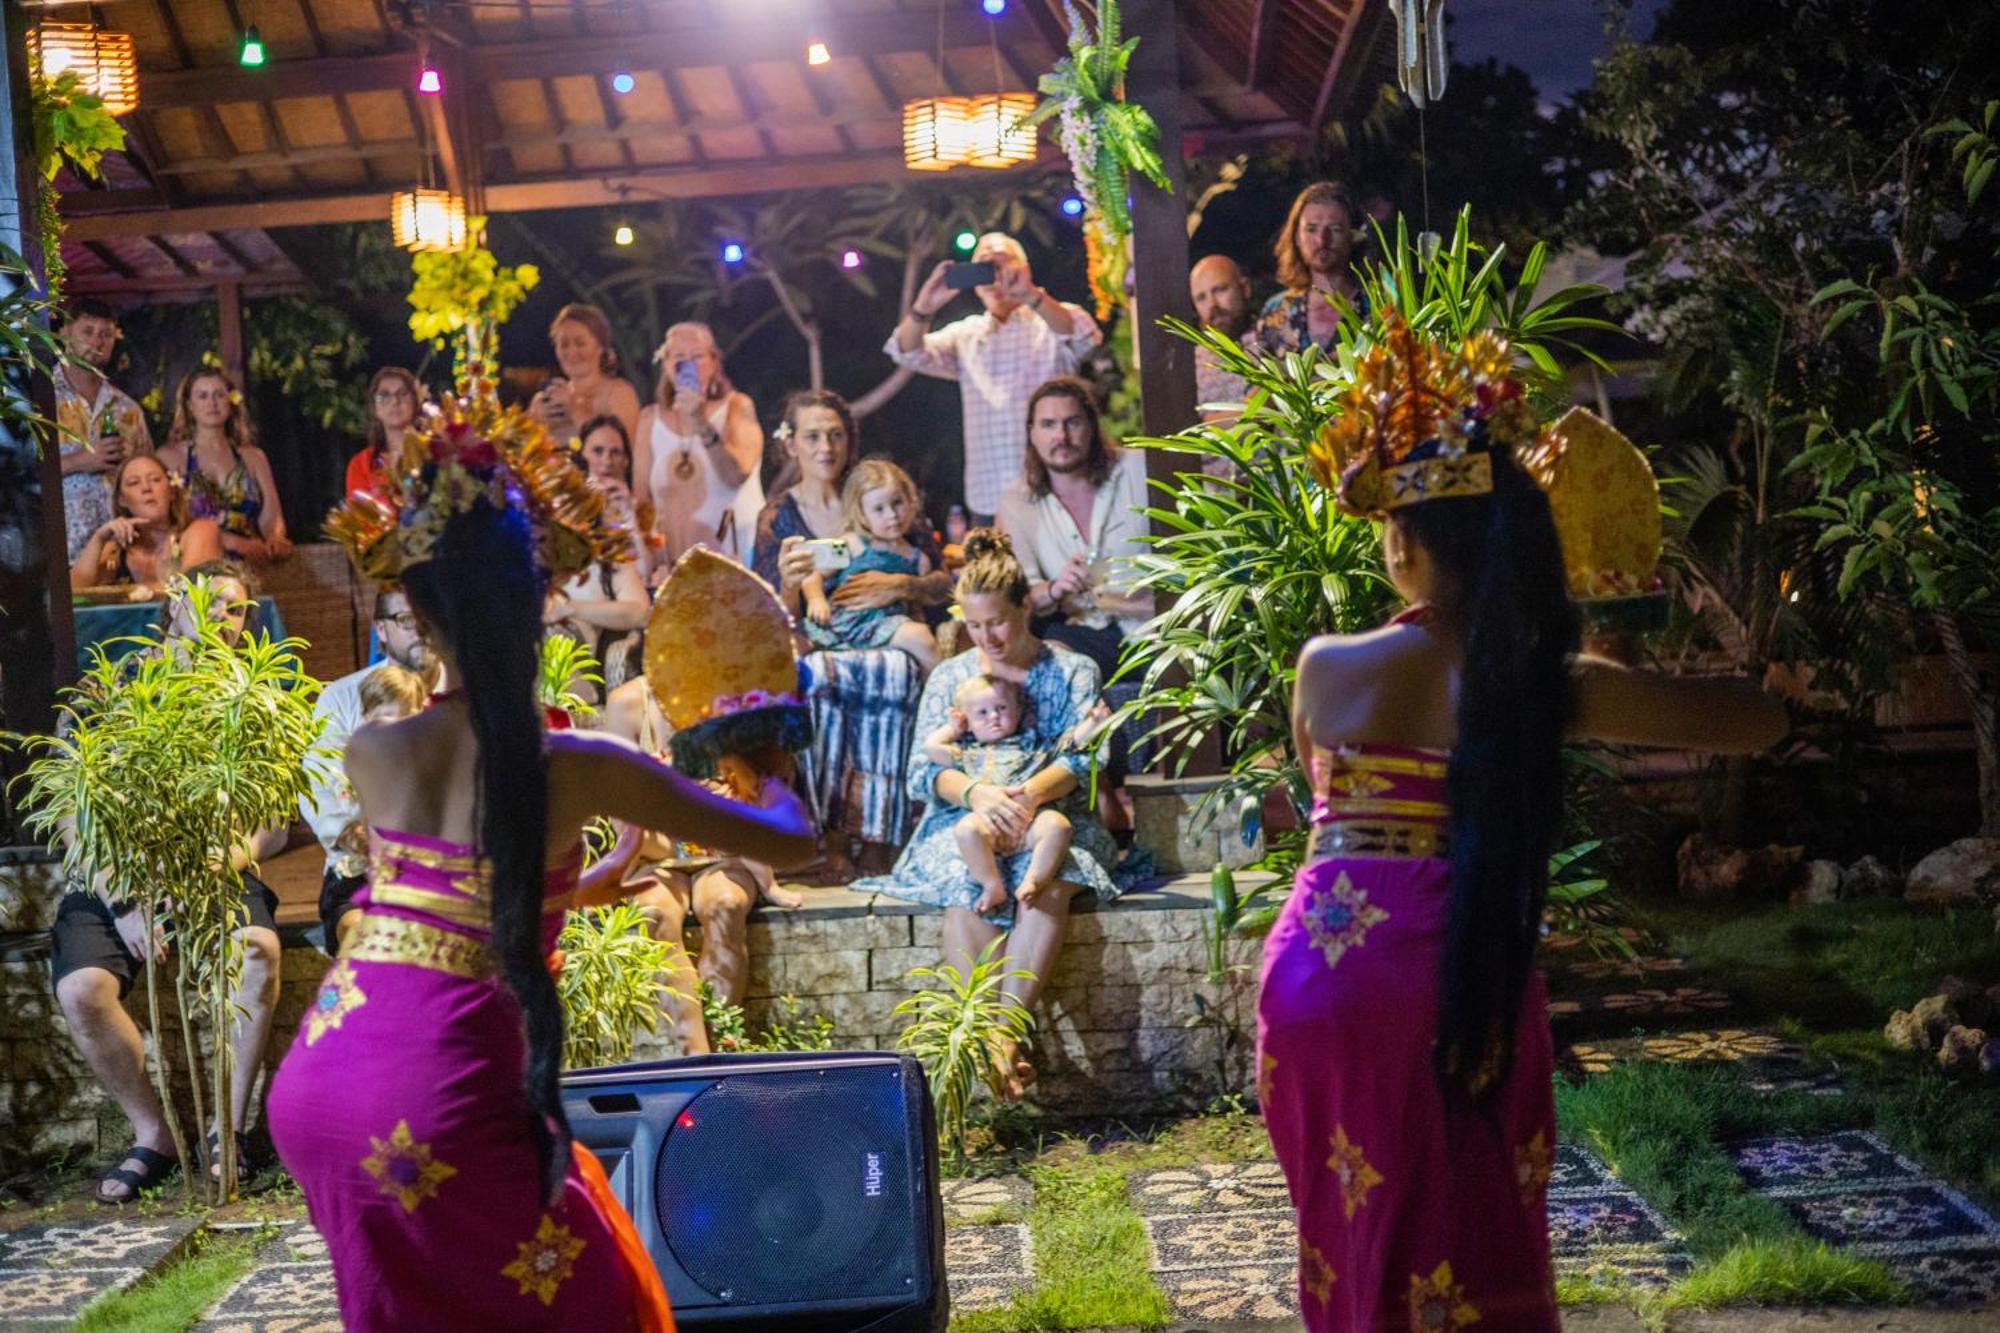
{"left": 803, "top": 537, "right": 853, "bottom": 573}
{"left": 944, "top": 261, "right": 996, "bottom": 290}
{"left": 674, "top": 359, "right": 701, "bottom": 394}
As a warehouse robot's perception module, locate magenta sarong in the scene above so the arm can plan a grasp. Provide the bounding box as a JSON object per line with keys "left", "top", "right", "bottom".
{"left": 1255, "top": 744, "right": 1558, "bottom": 1331}
{"left": 269, "top": 827, "right": 670, "bottom": 1331}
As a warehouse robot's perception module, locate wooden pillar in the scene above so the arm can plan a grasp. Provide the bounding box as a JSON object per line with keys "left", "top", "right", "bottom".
{"left": 1122, "top": 0, "right": 1196, "bottom": 447}
{"left": 0, "top": 3, "right": 74, "bottom": 836}
{"left": 217, "top": 280, "right": 244, "bottom": 386}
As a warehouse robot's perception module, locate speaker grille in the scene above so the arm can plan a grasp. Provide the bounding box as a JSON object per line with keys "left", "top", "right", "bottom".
{"left": 655, "top": 1065, "right": 919, "bottom": 1304}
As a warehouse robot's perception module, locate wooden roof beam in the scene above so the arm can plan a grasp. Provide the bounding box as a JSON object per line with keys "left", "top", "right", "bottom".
{"left": 1244, "top": 0, "right": 1279, "bottom": 91}
{"left": 136, "top": 11, "right": 1045, "bottom": 108}
{"left": 1311, "top": 0, "right": 1389, "bottom": 133}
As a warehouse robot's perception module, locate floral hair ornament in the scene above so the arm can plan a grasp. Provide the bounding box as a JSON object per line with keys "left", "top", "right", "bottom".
{"left": 323, "top": 368, "right": 627, "bottom": 590}
{"left": 644, "top": 546, "right": 812, "bottom": 780}
{"left": 1307, "top": 317, "right": 1551, "bottom": 518}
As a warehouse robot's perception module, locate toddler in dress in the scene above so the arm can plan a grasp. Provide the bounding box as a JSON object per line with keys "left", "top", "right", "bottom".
{"left": 921, "top": 674, "right": 1073, "bottom": 917}
{"left": 801, "top": 459, "right": 939, "bottom": 671}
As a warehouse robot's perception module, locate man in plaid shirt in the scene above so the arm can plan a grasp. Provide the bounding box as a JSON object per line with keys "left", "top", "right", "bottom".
{"left": 885, "top": 232, "right": 1102, "bottom": 524}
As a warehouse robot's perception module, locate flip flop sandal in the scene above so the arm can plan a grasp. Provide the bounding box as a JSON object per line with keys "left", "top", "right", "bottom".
{"left": 96, "top": 1145, "right": 178, "bottom": 1205}
{"left": 206, "top": 1129, "right": 261, "bottom": 1186}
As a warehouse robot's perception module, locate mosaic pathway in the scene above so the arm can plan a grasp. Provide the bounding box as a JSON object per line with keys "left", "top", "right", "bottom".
{"left": 1547, "top": 1144, "right": 1692, "bottom": 1288}
{"left": 1561, "top": 1028, "right": 1847, "bottom": 1096}
{"left": 1730, "top": 1131, "right": 2000, "bottom": 1306}
{"left": 0, "top": 1215, "right": 199, "bottom": 1325}
{"left": 195, "top": 1220, "right": 336, "bottom": 1332}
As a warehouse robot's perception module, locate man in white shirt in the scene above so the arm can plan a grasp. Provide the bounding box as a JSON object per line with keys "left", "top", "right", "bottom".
{"left": 302, "top": 588, "right": 438, "bottom": 952}
{"left": 995, "top": 376, "right": 1153, "bottom": 673}
{"left": 885, "top": 233, "right": 1102, "bottom": 524}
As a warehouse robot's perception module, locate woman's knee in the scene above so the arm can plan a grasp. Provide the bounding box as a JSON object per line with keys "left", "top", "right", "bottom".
{"left": 693, "top": 869, "right": 754, "bottom": 933}
{"left": 237, "top": 927, "right": 281, "bottom": 991}
{"left": 631, "top": 882, "right": 691, "bottom": 943}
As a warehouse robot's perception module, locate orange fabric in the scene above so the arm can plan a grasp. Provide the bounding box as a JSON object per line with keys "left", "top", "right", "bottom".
{"left": 572, "top": 1140, "right": 675, "bottom": 1333}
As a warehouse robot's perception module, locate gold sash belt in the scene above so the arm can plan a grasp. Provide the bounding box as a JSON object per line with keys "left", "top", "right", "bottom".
{"left": 1306, "top": 818, "right": 1448, "bottom": 864}
{"left": 344, "top": 912, "right": 496, "bottom": 979}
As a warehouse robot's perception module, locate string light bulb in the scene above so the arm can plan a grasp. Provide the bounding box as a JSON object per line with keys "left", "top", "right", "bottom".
{"left": 982, "top": 0, "right": 1007, "bottom": 13}
{"left": 238, "top": 25, "right": 266, "bottom": 67}
{"left": 954, "top": 231, "right": 977, "bottom": 254}
{"left": 806, "top": 40, "right": 831, "bottom": 66}
{"left": 417, "top": 64, "right": 442, "bottom": 94}
{"left": 611, "top": 70, "right": 635, "bottom": 94}
{"left": 1061, "top": 195, "right": 1084, "bottom": 217}
{"left": 841, "top": 249, "right": 863, "bottom": 270}
{"left": 614, "top": 222, "right": 636, "bottom": 247}
{"left": 721, "top": 241, "right": 746, "bottom": 265}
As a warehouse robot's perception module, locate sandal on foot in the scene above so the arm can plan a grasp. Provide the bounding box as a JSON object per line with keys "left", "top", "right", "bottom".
{"left": 96, "top": 1146, "right": 177, "bottom": 1205}
{"left": 206, "top": 1129, "right": 259, "bottom": 1185}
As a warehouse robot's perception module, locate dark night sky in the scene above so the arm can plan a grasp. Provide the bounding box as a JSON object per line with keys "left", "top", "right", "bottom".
{"left": 1445, "top": 0, "right": 1668, "bottom": 103}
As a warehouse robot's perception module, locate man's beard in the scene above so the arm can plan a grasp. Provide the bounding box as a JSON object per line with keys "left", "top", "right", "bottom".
{"left": 1042, "top": 444, "right": 1091, "bottom": 475}
{"left": 1207, "top": 305, "right": 1250, "bottom": 338}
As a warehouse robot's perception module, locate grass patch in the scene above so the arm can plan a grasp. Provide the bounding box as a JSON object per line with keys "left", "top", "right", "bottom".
{"left": 952, "top": 1155, "right": 1171, "bottom": 1332}
{"left": 72, "top": 1225, "right": 263, "bottom": 1332}
{"left": 1662, "top": 1235, "right": 1906, "bottom": 1307}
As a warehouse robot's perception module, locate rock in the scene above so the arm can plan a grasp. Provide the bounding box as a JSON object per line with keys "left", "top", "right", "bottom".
{"left": 1981, "top": 1039, "right": 2000, "bottom": 1080}
{"left": 1910, "top": 993, "right": 1960, "bottom": 1049}
{"left": 1937, "top": 1025, "right": 1988, "bottom": 1077}
{"left": 1938, "top": 976, "right": 1994, "bottom": 1029}
{"left": 1839, "top": 854, "right": 1900, "bottom": 899}
{"left": 1884, "top": 1009, "right": 1927, "bottom": 1051}
{"left": 1792, "top": 860, "right": 1842, "bottom": 905}
{"left": 1676, "top": 833, "right": 1805, "bottom": 900}
{"left": 1905, "top": 837, "right": 2000, "bottom": 904}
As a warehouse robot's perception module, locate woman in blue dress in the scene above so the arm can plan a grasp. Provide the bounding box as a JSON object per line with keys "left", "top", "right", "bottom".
{"left": 857, "top": 530, "right": 1119, "bottom": 1096}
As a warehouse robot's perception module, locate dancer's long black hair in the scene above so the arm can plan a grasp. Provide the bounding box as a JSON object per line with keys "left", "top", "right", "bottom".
{"left": 401, "top": 500, "right": 570, "bottom": 1201}
{"left": 1391, "top": 447, "right": 1578, "bottom": 1105}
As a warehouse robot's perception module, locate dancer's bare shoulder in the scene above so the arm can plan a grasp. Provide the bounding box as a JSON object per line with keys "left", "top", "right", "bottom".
{"left": 1296, "top": 622, "right": 1458, "bottom": 750}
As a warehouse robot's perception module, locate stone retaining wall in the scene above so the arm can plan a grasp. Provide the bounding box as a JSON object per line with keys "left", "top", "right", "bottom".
{"left": 0, "top": 875, "right": 1268, "bottom": 1170}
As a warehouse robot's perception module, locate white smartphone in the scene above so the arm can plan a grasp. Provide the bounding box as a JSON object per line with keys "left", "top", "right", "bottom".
{"left": 803, "top": 537, "right": 852, "bottom": 573}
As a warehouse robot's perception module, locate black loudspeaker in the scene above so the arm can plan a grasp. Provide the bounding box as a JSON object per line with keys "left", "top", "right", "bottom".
{"left": 561, "top": 1050, "right": 947, "bottom": 1332}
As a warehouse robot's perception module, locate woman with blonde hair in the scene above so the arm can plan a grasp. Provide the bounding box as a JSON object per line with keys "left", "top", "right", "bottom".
{"left": 69, "top": 452, "right": 225, "bottom": 591}
{"left": 632, "top": 321, "right": 764, "bottom": 569}
{"left": 157, "top": 368, "right": 291, "bottom": 563}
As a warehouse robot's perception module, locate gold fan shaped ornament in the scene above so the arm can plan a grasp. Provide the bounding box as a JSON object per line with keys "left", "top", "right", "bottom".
{"left": 324, "top": 370, "right": 628, "bottom": 590}
{"left": 1306, "top": 318, "right": 1662, "bottom": 602}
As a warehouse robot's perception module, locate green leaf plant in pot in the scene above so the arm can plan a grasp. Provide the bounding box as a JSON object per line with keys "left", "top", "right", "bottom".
{"left": 8, "top": 577, "right": 328, "bottom": 1204}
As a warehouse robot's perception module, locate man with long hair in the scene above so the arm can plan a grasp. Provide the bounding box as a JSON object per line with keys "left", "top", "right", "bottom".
{"left": 1248, "top": 181, "right": 1368, "bottom": 357}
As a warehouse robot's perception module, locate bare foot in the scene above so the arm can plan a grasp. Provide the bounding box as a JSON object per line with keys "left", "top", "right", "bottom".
{"left": 760, "top": 880, "right": 805, "bottom": 910}
{"left": 1015, "top": 874, "right": 1044, "bottom": 910}
{"left": 973, "top": 883, "right": 1008, "bottom": 917}
{"left": 986, "top": 1036, "right": 1037, "bottom": 1103}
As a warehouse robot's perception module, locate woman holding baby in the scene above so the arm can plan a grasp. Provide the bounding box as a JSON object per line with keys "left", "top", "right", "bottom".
{"left": 857, "top": 529, "right": 1121, "bottom": 1097}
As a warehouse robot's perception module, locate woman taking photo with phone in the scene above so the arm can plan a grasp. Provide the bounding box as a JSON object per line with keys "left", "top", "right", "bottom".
{"left": 632, "top": 321, "right": 764, "bottom": 570}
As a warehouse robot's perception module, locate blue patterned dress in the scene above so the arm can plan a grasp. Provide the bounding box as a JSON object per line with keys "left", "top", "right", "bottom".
{"left": 855, "top": 643, "right": 1120, "bottom": 926}
{"left": 803, "top": 539, "right": 923, "bottom": 652}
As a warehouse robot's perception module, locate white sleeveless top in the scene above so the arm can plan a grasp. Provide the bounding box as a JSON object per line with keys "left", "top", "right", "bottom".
{"left": 648, "top": 398, "right": 765, "bottom": 566}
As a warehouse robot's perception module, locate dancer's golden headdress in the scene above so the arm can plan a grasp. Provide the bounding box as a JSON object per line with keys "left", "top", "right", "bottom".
{"left": 1307, "top": 318, "right": 1663, "bottom": 604}
{"left": 325, "top": 383, "right": 627, "bottom": 589}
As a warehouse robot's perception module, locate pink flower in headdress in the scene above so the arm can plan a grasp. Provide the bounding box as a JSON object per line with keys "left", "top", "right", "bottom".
{"left": 1474, "top": 377, "right": 1522, "bottom": 418}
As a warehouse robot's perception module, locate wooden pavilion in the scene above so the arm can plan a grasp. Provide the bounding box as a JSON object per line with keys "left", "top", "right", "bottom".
{"left": 0, "top": 0, "right": 1388, "bottom": 747}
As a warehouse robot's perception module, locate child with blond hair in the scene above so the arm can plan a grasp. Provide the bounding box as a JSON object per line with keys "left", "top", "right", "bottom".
{"left": 920, "top": 673, "right": 1073, "bottom": 917}
{"left": 800, "top": 458, "right": 939, "bottom": 671}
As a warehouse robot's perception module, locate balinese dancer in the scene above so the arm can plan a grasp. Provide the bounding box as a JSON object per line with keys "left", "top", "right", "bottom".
{"left": 269, "top": 383, "right": 816, "bottom": 1331}
{"left": 1258, "top": 321, "right": 1786, "bottom": 1329}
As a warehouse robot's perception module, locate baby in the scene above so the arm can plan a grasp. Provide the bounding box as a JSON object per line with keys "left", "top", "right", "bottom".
{"left": 359, "top": 662, "right": 427, "bottom": 724}
{"left": 922, "top": 674, "right": 1072, "bottom": 917}
{"left": 802, "top": 458, "right": 939, "bottom": 671}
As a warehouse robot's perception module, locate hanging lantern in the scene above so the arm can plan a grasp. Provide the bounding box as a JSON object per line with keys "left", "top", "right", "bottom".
{"left": 390, "top": 188, "right": 469, "bottom": 253}
{"left": 29, "top": 22, "right": 140, "bottom": 115}
{"left": 963, "top": 92, "right": 1037, "bottom": 168}
{"left": 901, "top": 98, "right": 972, "bottom": 171}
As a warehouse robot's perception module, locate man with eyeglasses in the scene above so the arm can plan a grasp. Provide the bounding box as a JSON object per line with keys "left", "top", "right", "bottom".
{"left": 1248, "top": 181, "right": 1370, "bottom": 358}
{"left": 299, "top": 588, "right": 440, "bottom": 953}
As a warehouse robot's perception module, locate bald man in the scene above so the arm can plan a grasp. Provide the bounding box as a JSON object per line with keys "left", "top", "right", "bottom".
{"left": 1189, "top": 255, "right": 1253, "bottom": 428}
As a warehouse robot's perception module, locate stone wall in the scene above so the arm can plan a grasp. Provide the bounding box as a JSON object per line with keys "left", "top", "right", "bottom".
{"left": 0, "top": 876, "right": 1268, "bottom": 1171}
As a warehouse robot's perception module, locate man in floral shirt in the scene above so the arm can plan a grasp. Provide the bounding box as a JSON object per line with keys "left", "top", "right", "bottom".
{"left": 51, "top": 299, "right": 153, "bottom": 560}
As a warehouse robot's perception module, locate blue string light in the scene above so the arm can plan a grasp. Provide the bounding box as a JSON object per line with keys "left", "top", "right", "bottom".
{"left": 611, "top": 70, "right": 636, "bottom": 94}
{"left": 982, "top": 0, "right": 1006, "bottom": 14}
{"left": 721, "top": 242, "right": 746, "bottom": 265}
{"left": 1061, "top": 195, "right": 1084, "bottom": 217}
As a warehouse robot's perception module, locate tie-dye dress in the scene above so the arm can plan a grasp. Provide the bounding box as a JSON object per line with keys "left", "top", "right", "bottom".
{"left": 268, "top": 826, "right": 672, "bottom": 1331}
{"left": 1255, "top": 743, "right": 1558, "bottom": 1331}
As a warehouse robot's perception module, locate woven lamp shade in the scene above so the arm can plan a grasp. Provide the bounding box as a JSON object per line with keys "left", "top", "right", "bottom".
{"left": 390, "top": 189, "right": 469, "bottom": 253}
{"left": 902, "top": 98, "right": 973, "bottom": 171}
{"left": 963, "top": 93, "right": 1037, "bottom": 168}
{"left": 30, "top": 23, "right": 138, "bottom": 116}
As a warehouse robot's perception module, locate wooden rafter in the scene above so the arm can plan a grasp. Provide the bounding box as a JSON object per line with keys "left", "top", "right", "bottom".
{"left": 1245, "top": 0, "right": 1280, "bottom": 91}
{"left": 1311, "top": 0, "right": 1385, "bottom": 132}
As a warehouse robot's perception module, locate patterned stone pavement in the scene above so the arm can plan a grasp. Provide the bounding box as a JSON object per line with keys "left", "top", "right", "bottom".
{"left": 1561, "top": 1028, "right": 1847, "bottom": 1096}
{"left": 195, "top": 1220, "right": 336, "bottom": 1332}
{"left": 1729, "top": 1132, "right": 2000, "bottom": 1306}
{"left": 1548, "top": 1144, "right": 1693, "bottom": 1288}
{"left": 0, "top": 1215, "right": 199, "bottom": 1325}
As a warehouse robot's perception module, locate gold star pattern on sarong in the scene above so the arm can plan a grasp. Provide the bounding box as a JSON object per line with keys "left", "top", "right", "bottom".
{"left": 503, "top": 1214, "right": 586, "bottom": 1306}
{"left": 1302, "top": 873, "right": 1389, "bottom": 972}
{"left": 1515, "top": 1130, "right": 1553, "bottom": 1208}
{"left": 1326, "top": 1124, "right": 1384, "bottom": 1220}
{"left": 1407, "top": 1261, "right": 1480, "bottom": 1330}
{"left": 359, "top": 1119, "right": 457, "bottom": 1214}
{"left": 1328, "top": 768, "right": 1396, "bottom": 799}
{"left": 1257, "top": 1052, "right": 1278, "bottom": 1105}
{"left": 303, "top": 960, "right": 366, "bottom": 1045}
{"left": 1300, "top": 1240, "right": 1337, "bottom": 1304}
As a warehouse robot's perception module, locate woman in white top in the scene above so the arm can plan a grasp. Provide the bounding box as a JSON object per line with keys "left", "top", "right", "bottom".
{"left": 633, "top": 321, "right": 765, "bottom": 575}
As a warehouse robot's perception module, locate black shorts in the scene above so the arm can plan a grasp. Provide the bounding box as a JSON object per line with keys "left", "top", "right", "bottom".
{"left": 49, "top": 874, "right": 280, "bottom": 1000}
{"left": 317, "top": 865, "right": 367, "bottom": 950}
